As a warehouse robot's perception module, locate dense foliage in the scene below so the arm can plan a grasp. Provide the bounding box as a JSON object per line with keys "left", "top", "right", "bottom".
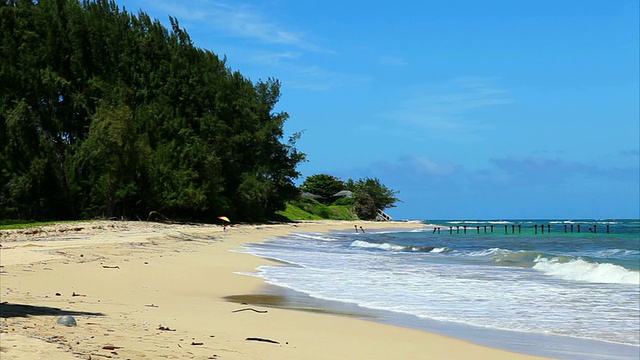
{"left": 346, "top": 177, "right": 399, "bottom": 220}
{"left": 299, "top": 173, "right": 344, "bottom": 199}
{"left": 0, "top": 0, "right": 305, "bottom": 221}
{"left": 299, "top": 174, "right": 399, "bottom": 220}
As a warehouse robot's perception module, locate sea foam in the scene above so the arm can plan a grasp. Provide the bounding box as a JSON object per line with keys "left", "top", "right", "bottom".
{"left": 533, "top": 257, "right": 640, "bottom": 285}
{"left": 350, "top": 240, "right": 405, "bottom": 251}
{"left": 349, "top": 240, "right": 442, "bottom": 253}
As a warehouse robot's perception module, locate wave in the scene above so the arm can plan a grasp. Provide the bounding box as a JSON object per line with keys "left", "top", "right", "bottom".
{"left": 446, "top": 220, "right": 513, "bottom": 225}
{"left": 349, "top": 240, "right": 448, "bottom": 253}
{"left": 547, "top": 220, "right": 622, "bottom": 225}
{"left": 465, "top": 247, "right": 505, "bottom": 257}
{"left": 593, "top": 248, "right": 640, "bottom": 258}
{"left": 533, "top": 257, "right": 640, "bottom": 285}
{"left": 289, "top": 232, "right": 342, "bottom": 242}
{"left": 236, "top": 248, "right": 310, "bottom": 268}
{"left": 494, "top": 250, "right": 562, "bottom": 265}
{"left": 462, "top": 248, "right": 576, "bottom": 268}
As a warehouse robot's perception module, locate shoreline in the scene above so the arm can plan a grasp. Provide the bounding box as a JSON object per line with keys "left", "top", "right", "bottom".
{"left": 237, "top": 284, "right": 638, "bottom": 360}
{"left": 1, "top": 220, "right": 554, "bottom": 359}
{"left": 236, "top": 227, "right": 640, "bottom": 360}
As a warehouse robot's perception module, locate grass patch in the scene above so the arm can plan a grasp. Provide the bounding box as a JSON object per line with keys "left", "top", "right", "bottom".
{"left": 0, "top": 219, "right": 93, "bottom": 230}
{"left": 275, "top": 199, "right": 358, "bottom": 221}
{"left": 275, "top": 203, "right": 324, "bottom": 221}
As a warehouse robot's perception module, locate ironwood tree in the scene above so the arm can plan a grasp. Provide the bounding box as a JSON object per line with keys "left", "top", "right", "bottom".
{"left": 0, "top": 0, "right": 306, "bottom": 221}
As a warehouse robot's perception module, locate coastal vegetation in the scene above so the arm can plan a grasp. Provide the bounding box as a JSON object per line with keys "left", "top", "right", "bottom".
{"left": 0, "top": 1, "right": 398, "bottom": 223}
{"left": 276, "top": 199, "right": 358, "bottom": 221}
{"left": 295, "top": 174, "right": 399, "bottom": 221}
{"left": 1, "top": 0, "right": 304, "bottom": 222}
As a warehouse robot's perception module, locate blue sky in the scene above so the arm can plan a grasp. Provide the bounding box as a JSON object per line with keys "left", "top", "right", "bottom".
{"left": 117, "top": 0, "right": 639, "bottom": 220}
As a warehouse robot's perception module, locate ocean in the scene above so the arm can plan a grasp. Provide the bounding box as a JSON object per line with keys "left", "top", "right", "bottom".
{"left": 240, "top": 219, "right": 640, "bottom": 360}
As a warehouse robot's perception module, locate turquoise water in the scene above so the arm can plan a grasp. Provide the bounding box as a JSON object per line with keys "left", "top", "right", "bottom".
{"left": 242, "top": 219, "right": 640, "bottom": 359}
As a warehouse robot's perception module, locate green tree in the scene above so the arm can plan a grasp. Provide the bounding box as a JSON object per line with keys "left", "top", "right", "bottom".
{"left": 0, "top": 0, "right": 305, "bottom": 221}
{"left": 346, "top": 177, "right": 399, "bottom": 220}
{"left": 300, "top": 174, "right": 345, "bottom": 199}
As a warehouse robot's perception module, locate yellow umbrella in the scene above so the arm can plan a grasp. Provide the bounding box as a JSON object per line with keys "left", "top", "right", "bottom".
{"left": 218, "top": 216, "right": 230, "bottom": 223}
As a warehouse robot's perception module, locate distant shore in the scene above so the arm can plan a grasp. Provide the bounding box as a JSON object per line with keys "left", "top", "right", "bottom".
{"left": 0, "top": 220, "right": 551, "bottom": 359}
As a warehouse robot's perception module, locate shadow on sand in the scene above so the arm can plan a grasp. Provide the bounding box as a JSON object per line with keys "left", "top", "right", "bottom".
{"left": 0, "top": 302, "right": 105, "bottom": 318}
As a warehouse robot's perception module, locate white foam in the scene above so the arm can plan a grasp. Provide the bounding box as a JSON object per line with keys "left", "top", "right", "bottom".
{"left": 594, "top": 248, "right": 640, "bottom": 257}
{"left": 350, "top": 240, "right": 405, "bottom": 251}
{"left": 466, "top": 247, "right": 509, "bottom": 257}
{"left": 242, "top": 229, "right": 640, "bottom": 347}
{"left": 289, "top": 232, "right": 342, "bottom": 242}
{"left": 533, "top": 257, "right": 640, "bottom": 285}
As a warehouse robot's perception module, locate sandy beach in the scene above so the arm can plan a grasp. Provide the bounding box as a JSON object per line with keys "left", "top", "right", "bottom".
{"left": 0, "top": 220, "right": 553, "bottom": 359}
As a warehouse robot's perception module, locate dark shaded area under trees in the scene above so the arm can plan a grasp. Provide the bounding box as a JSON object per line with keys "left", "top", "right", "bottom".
{"left": 0, "top": 0, "right": 306, "bottom": 222}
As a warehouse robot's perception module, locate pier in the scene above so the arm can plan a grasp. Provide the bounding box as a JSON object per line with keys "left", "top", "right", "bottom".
{"left": 435, "top": 222, "right": 612, "bottom": 235}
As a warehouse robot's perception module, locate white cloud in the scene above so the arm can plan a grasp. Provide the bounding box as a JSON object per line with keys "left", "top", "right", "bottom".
{"left": 371, "top": 156, "right": 459, "bottom": 178}
{"left": 409, "top": 156, "right": 457, "bottom": 176}
{"left": 131, "top": 0, "right": 358, "bottom": 90}
{"left": 385, "top": 77, "right": 514, "bottom": 136}
{"left": 141, "top": 0, "right": 322, "bottom": 51}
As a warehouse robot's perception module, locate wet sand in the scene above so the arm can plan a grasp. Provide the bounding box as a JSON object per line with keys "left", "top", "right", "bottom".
{"left": 0, "top": 220, "right": 553, "bottom": 359}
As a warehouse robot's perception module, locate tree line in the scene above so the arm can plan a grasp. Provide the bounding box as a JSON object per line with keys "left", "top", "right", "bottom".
{"left": 0, "top": 0, "right": 306, "bottom": 222}
{"left": 299, "top": 174, "right": 400, "bottom": 220}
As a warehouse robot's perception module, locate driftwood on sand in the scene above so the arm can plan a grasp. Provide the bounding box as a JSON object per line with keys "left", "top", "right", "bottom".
{"left": 246, "top": 337, "right": 280, "bottom": 344}
{"left": 231, "top": 308, "right": 268, "bottom": 314}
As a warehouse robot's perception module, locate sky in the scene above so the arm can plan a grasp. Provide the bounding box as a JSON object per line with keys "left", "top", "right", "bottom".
{"left": 116, "top": 0, "right": 639, "bottom": 220}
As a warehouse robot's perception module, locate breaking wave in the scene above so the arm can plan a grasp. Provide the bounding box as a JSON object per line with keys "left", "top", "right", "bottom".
{"left": 349, "top": 240, "right": 448, "bottom": 253}
{"left": 533, "top": 257, "right": 640, "bottom": 285}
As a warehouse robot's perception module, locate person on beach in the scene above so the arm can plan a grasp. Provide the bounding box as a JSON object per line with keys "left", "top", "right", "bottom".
{"left": 355, "top": 225, "right": 359, "bottom": 233}
{"left": 359, "top": 226, "right": 365, "bottom": 233}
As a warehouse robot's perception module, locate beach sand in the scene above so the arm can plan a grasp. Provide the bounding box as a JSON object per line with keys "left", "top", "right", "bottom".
{"left": 0, "top": 220, "right": 553, "bottom": 359}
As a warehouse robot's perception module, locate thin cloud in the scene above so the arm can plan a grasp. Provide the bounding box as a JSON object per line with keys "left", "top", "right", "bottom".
{"left": 379, "top": 55, "right": 407, "bottom": 66}
{"left": 132, "top": 0, "right": 356, "bottom": 91}
{"left": 244, "top": 50, "right": 303, "bottom": 66}
{"left": 385, "top": 77, "right": 513, "bottom": 136}
{"left": 138, "top": 0, "right": 322, "bottom": 51}
{"left": 619, "top": 149, "right": 640, "bottom": 157}
{"left": 402, "top": 155, "right": 458, "bottom": 176}
{"left": 283, "top": 65, "right": 372, "bottom": 91}
{"left": 368, "top": 156, "right": 460, "bottom": 184}
{"left": 368, "top": 154, "right": 638, "bottom": 191}
{"left": 488, "top": 156, "right": 639, "bottom": 184}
